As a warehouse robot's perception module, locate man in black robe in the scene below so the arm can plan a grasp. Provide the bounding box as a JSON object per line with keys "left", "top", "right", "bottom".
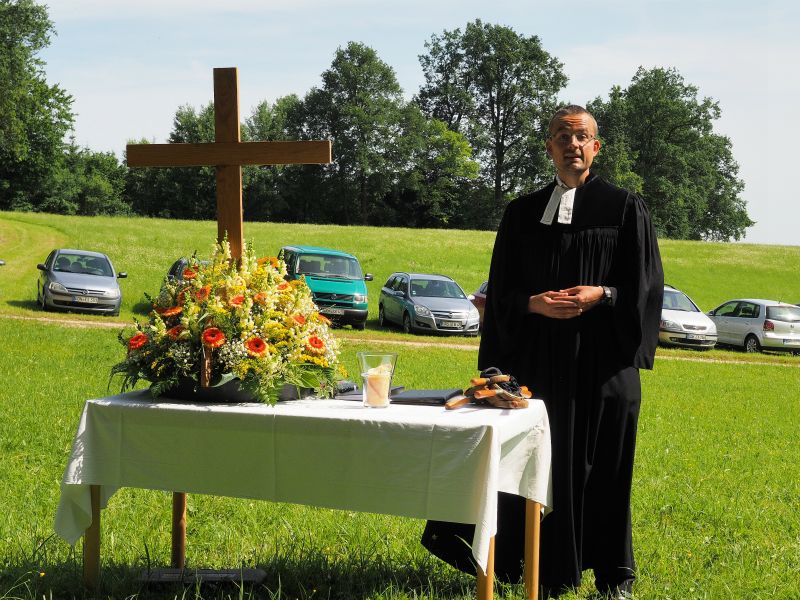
{"left": 421, "top": 105, "right": 663, "bottom": 599}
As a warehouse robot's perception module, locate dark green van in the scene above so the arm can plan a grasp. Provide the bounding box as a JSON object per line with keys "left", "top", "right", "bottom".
{"left": 279, "top": 245, "right": 372, "bottom": 330}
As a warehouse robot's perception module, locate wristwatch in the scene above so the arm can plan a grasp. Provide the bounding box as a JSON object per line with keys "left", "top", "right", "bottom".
{"left": 600, "top": 285, "right": 613, "bottom": 305}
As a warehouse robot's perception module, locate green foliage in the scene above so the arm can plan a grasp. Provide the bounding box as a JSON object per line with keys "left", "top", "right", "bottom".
{"left": 0, "top": 0, "right": 74, "bottom": 211}
{"left": 416, "top": 20, "right": 567, "bottom": 218}
{"left": 589, "top": 68, "right": 753, "bottom": 241}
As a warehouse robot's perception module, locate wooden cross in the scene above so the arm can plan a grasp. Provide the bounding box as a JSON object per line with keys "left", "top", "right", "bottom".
{"left": 126, "top": 67, "right": 331, "bottom": 260}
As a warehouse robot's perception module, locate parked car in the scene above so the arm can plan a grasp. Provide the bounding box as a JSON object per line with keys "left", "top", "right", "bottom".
{"left": 468, "top": 281, "right": 488, "bottom": 327}
{"left": 379, "top": 272, "right": 480, "bottom": 336}
{"left": 280, "top": 245, "right": 372, "bottom": 330}
{"left": 659, "top": 284, "right": 717, "bottom": 349}
{"left": 707, "top": 298, "right": 800, "bottom": 353}
{"left": 166, "top": 257, "right": 210, "bottom": 282}
{"left": 37, "top": 249, "right": 126, "bottom": 316}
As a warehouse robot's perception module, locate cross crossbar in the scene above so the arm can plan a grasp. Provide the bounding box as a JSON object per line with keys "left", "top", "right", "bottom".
{"left": 126, "top": 140, "right": 332, "bottom": 168}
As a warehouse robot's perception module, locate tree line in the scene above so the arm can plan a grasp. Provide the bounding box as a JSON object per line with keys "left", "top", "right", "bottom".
{"left": 1, "top": 0, "right": 753, "bottom": 240}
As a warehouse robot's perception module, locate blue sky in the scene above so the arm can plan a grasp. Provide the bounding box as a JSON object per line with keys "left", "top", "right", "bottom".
{"left": 42, "top": 0, "right": 797, "bottom": 245}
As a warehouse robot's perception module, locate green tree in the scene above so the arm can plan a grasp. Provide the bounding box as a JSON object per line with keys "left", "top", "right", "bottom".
{"left": 589, "top": 67, "right": 752, "bottom": 241}
{"left": 47, "top": 139, "right": 130, "bottom": 215}
{"left": 242, "top": 95, "right": 304, "bottom": 221}
{"left": 302, "top": 42, "right": 407, "bottom": 224}
{"left": 389, "top": 112, "right": 480, "bottom": 228}
{"left": 125, "top": 103, "right": 217, "bottom": 219}
{"left": 0, "top": 0, "right": 74, "bottom": 211}
{"left": 416, "top": 20, "right": 567, "bottom": 217}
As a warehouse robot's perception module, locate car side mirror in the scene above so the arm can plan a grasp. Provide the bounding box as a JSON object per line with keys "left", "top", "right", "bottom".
{"left": 117, "top": 272, "right": 128, "bottom": 279}
{"left": 0, "top": 259, "right": 5, "bottom": 266}
{"left": 468, "top": 294, "right": 475, "bottom": 301}
{"left": 394, "top": 289, "right": 405, "bottom": 297}
{"left": 707, "top": 310, "right": 715, "bottom": 316}
{"left": 364, "top": 273, "right": 373, "bottom": 281}
{"left": 37, "top": 263, "right": 46, "bottom": 271}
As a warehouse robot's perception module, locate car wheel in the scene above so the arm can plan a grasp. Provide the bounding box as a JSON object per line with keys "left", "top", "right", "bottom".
{"left": 378, "top": 305, "right": 386, "bottom": 327}
{"left": 403, "top": 312, "right": 413, "bottom": 334}
{"left": 744, "top": 334, "right": 761, "bottom": 353}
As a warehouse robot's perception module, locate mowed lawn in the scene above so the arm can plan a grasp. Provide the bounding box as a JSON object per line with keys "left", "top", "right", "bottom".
{"left": 1, "top": 212, "right": 798, "bottom": 598}
{"left": 1, "top": 318, "right": 798, "bottom": 599}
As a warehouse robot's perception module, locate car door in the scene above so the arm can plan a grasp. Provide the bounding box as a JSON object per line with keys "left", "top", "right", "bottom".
{"left": 381, "top": 276, "right": 398, "bottom": 324}
{"left": 735, "top": 301, "right": 761, "bottom": 345}
{"left": 388, "top": 275, "right": 409, "bottom": 323}
{"left": 712, "top": 301, "right": 740, "bottom": 344}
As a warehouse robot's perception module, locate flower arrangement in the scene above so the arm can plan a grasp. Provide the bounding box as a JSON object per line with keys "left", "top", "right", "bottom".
{"left": 111, "top": 240, "right": 342, "bottom": 404}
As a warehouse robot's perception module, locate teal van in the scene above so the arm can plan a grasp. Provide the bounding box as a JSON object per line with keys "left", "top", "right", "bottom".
{"left": 279, "top": 245, "right": 372, "bottom": 330}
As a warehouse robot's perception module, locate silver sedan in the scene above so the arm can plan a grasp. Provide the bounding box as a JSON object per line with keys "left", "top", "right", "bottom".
{"left": 37, "top": 249, "right": 126, "bottom": 316}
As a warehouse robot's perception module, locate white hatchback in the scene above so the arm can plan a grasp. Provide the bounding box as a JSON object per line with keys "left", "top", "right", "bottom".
{"left": 659, "top": 285, "right": 717, "bottom": 349}
{"left": 708, "top": 299, "right": 800, "bottom": 353}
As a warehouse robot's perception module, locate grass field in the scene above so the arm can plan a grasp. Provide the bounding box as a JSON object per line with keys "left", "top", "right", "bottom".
{"left": 1, "top": 212, "right": 799, "bottom": 599}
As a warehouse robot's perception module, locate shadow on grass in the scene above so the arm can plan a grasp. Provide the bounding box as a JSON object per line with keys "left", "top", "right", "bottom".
{"left": 0, "top": 554, "right": 479, "bottom": 600}
{"left": 5, "top": 299, "right": 41, "bottom": 311}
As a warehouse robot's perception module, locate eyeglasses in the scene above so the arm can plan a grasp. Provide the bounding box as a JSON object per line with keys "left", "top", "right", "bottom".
{"left": 549, "top": 133, "right": 595, "bottom": 147}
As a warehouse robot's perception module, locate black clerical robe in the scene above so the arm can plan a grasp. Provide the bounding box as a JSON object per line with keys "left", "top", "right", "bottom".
{"left": 422, "top": 174, "right": 663, "bottom": 592}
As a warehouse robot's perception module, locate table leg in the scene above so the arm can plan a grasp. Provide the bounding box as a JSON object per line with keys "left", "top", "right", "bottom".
{"left": 476, "top": 535, "right": 495, "bottom": 600}
{"left": 83, "top": 485, "right": 101, "bottom": 589}
{"left": 171, "top": 492, "right": 187, "bottom": 569}
{"left": 523, "top": 500, "right": 542, "bottom": 600}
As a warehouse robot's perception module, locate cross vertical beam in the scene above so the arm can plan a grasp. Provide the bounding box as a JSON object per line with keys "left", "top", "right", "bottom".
{"left": 213, "top": 68, "right": 244, "bottom": 260}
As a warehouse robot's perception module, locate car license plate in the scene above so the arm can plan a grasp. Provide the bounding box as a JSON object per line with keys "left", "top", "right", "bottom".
{"left": 321, "top": 307, "right": 344, "bottom": 315}
{"left": 440, "top": 320, "right": 462, "bottom": 328}
{"left": 74, "top": 296, "right": 98, "bottom": 304}
{"left": 686, "top": 334, "right": 706, "bottom": 340}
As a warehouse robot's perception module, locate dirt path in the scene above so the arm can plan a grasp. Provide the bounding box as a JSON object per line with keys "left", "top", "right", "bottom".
{"left": 4, "top": 313, "right": 798, "bottom": 368}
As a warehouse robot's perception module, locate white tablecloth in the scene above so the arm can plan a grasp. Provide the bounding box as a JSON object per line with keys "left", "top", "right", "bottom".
{"left": 55, "top": 392, "right": 551, "bottom": 571}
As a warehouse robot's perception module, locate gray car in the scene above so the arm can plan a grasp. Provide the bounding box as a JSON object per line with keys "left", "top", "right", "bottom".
{"left": 379, "top": 272, "right": 480, "bottom": 336}
{"left": 37, "top": 249, "right": 126, "bottom": 316}
{"left": 708, "top": 298, "right": 800, "bottom": 353}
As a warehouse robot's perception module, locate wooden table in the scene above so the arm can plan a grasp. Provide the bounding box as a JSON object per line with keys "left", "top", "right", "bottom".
{"left": 56, "top": 394, "right": 552, "bottom": 599}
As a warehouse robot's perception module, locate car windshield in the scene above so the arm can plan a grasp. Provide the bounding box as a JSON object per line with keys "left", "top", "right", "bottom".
{"left": 54, "top": 253, "right": 112, "bottom": 277}
{"left": 766, "top": 305, "right": 800, "bottom": 322}
{"left": 297, "top": 254, "right": 363, "bottom": 280}
{"left": 410, "top": 279, "right": 466, "bottom": 299}
{"left": 662, "top": 289, "right": 699, "bottom": 312}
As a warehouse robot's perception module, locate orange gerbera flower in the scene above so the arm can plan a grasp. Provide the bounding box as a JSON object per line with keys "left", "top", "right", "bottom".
{"left": 157, "top": 306, "right": 182, "bottom": 317}
{"left": 229, "top": 294, "right": 245, "bottom": 307}
{"left": 195, "top": 286, "right": 211, "bottom": 302}
{"left": 306, "top": 335, "right": 325, "bottom": 354}
{"left": 253, "top": 292, "right": 268, "bottom": 304}
{"left": 245, "top": 336, "right": 267, "bottom": 357}
{"left": 202, "top": 327, "right": 226, "bottom": 348}
{"left": 166, "top": 325, "right": 185, "bottom": 340}
{"left": 315, "top": 312, "right": 331, "bottom": 325}
{"left": 176, "top": 290, "right": 186, "bottom": 305}
{"left": 292, "top": 314, "right": 306, "bottom": 326}
{"left": 277, "top": 282, "right": 289, "bottom": 291}
{"left": 128, "top": 333, "right": 148, "bottom": 350}
{"left": 182, "top": 268, "right": 197, "bottom": 280}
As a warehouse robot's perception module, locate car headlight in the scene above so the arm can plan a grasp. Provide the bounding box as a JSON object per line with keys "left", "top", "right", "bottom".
{"left": 660, "top": 319, "right": 682, "bottom": 331}
{"left": 48, "top": 281, "right": 69, "bottom": 294}
{"left": 469, "top": 307, "right": 480, "bottom": 319}
{"left": 105, "top": 289, "right": 121, "bottom": 299}
{"left": 415, "top": 304, "right": 432, "bottom": 317}
{"left": 353, "top": 293, "right": 366, "bottom": 303}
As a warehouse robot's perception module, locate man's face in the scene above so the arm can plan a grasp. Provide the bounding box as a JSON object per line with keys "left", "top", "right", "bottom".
{"left": 546, "top": 114, "right": 601, "bottom": 177}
